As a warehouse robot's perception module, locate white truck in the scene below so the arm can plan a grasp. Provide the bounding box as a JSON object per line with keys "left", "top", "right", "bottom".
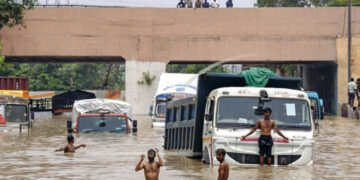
{"left": 164, "top": 73, "right": 317, "bottom": 166}
{"left": 150, "top": 73, "right": 197, "bottom": 127}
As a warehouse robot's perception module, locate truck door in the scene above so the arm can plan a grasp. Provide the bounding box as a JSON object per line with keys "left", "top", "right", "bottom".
{"left": 203, "top": 97, "right": 215, "bottom": 164}
{"left": 204, "top": 97, "right": 215, "bottom": 132}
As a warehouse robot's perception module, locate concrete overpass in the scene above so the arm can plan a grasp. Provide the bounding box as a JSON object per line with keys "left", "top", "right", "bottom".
{"left": 1, "top": 7, "right": 360, "bottom": 114}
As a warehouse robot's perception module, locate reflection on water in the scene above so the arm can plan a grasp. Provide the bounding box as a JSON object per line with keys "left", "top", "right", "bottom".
{"left": 0, "top": 114, "right": 360, "bottom": 179}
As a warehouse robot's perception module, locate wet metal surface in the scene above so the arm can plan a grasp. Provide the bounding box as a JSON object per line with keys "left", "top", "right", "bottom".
{"left": 0, "top": 114, "right": 359, "bottom": 179}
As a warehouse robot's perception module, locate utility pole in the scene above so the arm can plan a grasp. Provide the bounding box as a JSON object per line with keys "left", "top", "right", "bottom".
{"left": 348, "top": 0, "right": 352, "bottom": 82}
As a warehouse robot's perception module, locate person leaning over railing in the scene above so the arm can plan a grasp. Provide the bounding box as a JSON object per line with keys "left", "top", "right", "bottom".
{"left": 210, "top": 0, "right": 219, "bottom": 8}
{"left": 195, "top": 0, "right": 201, "bottom": 8}
{"left": 177, "top": 0, "right": 186, "bottom": 8}
{"left": 202, "top": 0, "right": 210, "bottom": 8}
{"left": 226, "top": 0, "right": 233, "bottom": 8}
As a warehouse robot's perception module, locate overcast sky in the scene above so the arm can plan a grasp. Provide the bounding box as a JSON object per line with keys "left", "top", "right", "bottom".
{"left": 37, "top": 0, "right": 257, "bottom": 8}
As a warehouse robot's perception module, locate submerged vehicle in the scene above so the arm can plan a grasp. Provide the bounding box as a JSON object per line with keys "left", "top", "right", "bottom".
{"left": 150, "top": 73, "right": 198, "bottom": 127}
{"left": 306, "top": 91, "right": 324, "bottom": 120}
{"left": 0, "top": 94, "right": 33, "bottom": 133}
{"left": 70, "top": 98, "right": 137, "bottom": 133}
{"left": 165, "top": 73, "right": 316, "bottom": 166}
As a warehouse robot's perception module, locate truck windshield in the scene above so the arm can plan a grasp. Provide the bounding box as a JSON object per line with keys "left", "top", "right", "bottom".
{"left": 155, "top": 102, "right": 166, "bottom": 118}
{"left": 5, "top": 105, "right": 28, "bottom": 123}
{"left": 78, "top": 115, "right": 128, "bottom": 133}
{"left": 216, "top": 97, "right": 311, "bottom": 130}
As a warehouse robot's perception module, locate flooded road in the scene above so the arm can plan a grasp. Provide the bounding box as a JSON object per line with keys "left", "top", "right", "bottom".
{"left": 0, "top": 114, "right": 360, "bottom": 179}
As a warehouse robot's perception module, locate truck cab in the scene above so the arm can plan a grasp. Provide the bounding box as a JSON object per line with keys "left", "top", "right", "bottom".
{"left": 0, "top": 95, "right": 32, "bottom": 133}
{"left": 306, "top": 91, "right": 324, "bottom": 120}
{"left": 151, "top": 73, "right": 198, "bottom": 127}
{"left": 202, "top": 87, "right": 314, "bottom": 166}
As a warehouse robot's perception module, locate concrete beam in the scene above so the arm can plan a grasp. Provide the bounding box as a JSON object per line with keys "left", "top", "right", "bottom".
{"left": 0, "top": 7, "right": 357, "bottom": 63}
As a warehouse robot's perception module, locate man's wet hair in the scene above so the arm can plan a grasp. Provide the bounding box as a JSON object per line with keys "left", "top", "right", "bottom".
{"left": 264, "top": 107, "right": 272, "bottom": 114}
{"left": 148, "top": 149, "right": 156, "bottom": 157}
{"left": 67, "top": 135, "right": 74, "bottom": 143}
{"left": 215, "top": 148, "right": 226, "bottom": 156}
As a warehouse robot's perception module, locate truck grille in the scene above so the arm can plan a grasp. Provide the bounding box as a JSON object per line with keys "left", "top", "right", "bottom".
{"left": 227, "top": 152, "right": 301, "bottom": 165}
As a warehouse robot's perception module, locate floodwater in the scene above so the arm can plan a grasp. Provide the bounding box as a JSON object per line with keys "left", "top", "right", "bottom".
{"left": 0, "top": 114, "right": 360, "bottom": 179}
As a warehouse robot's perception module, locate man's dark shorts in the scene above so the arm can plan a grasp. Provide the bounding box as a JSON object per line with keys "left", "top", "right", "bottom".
{"left": 259, "top": 135, "right": 273, "bottom": 157}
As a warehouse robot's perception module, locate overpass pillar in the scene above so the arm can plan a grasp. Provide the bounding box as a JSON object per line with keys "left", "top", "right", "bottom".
{"left": 125, "top": 60, "right": 166, "bottom": 115}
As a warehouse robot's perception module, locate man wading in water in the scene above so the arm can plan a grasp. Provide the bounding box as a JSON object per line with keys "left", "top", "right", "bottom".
{"left": 135, "top": 148, "right": 164, "bottom": 180}
{"left": 242, "top": 108, "right": 288, "bottom": 166}
{"left": 54, "top": 135, "right": 86, "bottom": 153}
{"left": 216, "top": 149, "right": 229, "bottom": 180}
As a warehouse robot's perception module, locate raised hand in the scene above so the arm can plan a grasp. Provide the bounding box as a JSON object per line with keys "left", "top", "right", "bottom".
{"left": 141, "top": 154, "right": 145, "bottom": 160}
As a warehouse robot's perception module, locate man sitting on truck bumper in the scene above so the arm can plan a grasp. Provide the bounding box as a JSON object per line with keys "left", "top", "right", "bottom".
{"left": 242, "top": 108, "right": 288, "bottom": 166}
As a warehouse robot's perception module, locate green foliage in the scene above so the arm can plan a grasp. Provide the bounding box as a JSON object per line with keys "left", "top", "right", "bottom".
{"left": 166, "top": 64, "right": 227, "bottom": 74}
{"left": 255, "top": 0, "right": 311, "bottom": 7}
{"left": 0, "top": 0, "right": 36, "bottom": 29}
{"left": 0, "top": 41, "right": 4, "bottom": 65}
{"left": 255, "top": 0, "right": 360, "bottom": 7}
{"left": 328, "top": 0, "right": 360, "bottom": 6}
{"left": 0, "top": 63, "right": 125, "bottom": 91}
{"left": 137, "top": 71, "right": 156, "bottom": 86}
{"left": 264, "top": 64, "right": 298, "bottom": 77}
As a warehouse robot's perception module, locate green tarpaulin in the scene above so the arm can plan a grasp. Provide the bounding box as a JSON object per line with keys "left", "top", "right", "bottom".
{"left": 242, "top": 68, "right": 279, "bottom": 87}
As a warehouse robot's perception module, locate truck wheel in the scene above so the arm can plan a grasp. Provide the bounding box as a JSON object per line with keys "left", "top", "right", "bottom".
{"left": 202, "top": 147, "right": 210, "bottom": 164}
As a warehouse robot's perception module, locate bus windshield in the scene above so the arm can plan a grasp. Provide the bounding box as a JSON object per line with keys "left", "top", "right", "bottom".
{"left": 216, "top": 97, "right": 311, "bottom": 130}
{"left": 155, "top": 102, "right": 166, "bottom": 118}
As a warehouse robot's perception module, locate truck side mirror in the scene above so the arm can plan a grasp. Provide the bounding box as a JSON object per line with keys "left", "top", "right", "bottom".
{"left": 255, "top": 108, "right": 264, "bottom": 115}
{"left": 132, "top": 120, "right": 138, "bottom": 133}
{"left": 204, "top": 114, "right": 213, "bottom": 121}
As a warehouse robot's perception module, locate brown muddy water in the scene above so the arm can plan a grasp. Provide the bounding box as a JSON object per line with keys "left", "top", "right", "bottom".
{"left": 0, "top": 114, "right": 359, "bottom": 179}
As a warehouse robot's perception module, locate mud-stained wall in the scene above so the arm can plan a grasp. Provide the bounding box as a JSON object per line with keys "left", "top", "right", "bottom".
{"left": 337, "top": 36, "right": 360, "bottom": 107}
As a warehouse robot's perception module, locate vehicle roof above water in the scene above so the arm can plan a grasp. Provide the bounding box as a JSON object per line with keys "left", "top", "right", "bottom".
{"left": 155, "top": 73, "right": 198, "bottom": 97}
{"left": 306, "top": 91, "right": 319, "bottom": 99}
{"left": 209, "top": 87, "right": 308, "bottom": 100}
{"left": 72, "top": 98, "right": 132, "bottom": 121}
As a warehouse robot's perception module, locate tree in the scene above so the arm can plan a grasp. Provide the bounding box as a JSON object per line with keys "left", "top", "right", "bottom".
{"left": 255, "top": 0, "right": 310, "bottom": 7}
{"left": 0, "top": 41, "right": 5, "bottom": 65}
{"left": 0, "top": 0, "right": 36, "bottom": 29}
{"left": 166, "top": 64, "right": 227, "bottom": 74}
{"left": 255, "top": 0, "right": 360, "bottom": 7}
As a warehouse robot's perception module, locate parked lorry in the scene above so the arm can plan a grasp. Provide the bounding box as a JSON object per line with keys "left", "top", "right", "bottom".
{"left": 0, "top": 95, "right": 33, "bottom": 133}
{"left": 150, "top": 73, "right": 197, "bottom": 127}
{"left": 0, "top": 77, "right": 32, "bottom": 133}
{"left": 164, "top": 73, "right": 316, "bottom": 166}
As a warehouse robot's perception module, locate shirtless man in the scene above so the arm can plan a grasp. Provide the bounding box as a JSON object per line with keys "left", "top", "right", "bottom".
{"left": 242, "top": 108, "right": 288, "bottom": 166}
{"left": 55, "top": 135, "right": 86, "bottom": 153}
{"left": 216, "top": 149, "right": 229, "bottom": 180}
{"left": 135, "top": 148, "right": 164, "bottom": 180}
